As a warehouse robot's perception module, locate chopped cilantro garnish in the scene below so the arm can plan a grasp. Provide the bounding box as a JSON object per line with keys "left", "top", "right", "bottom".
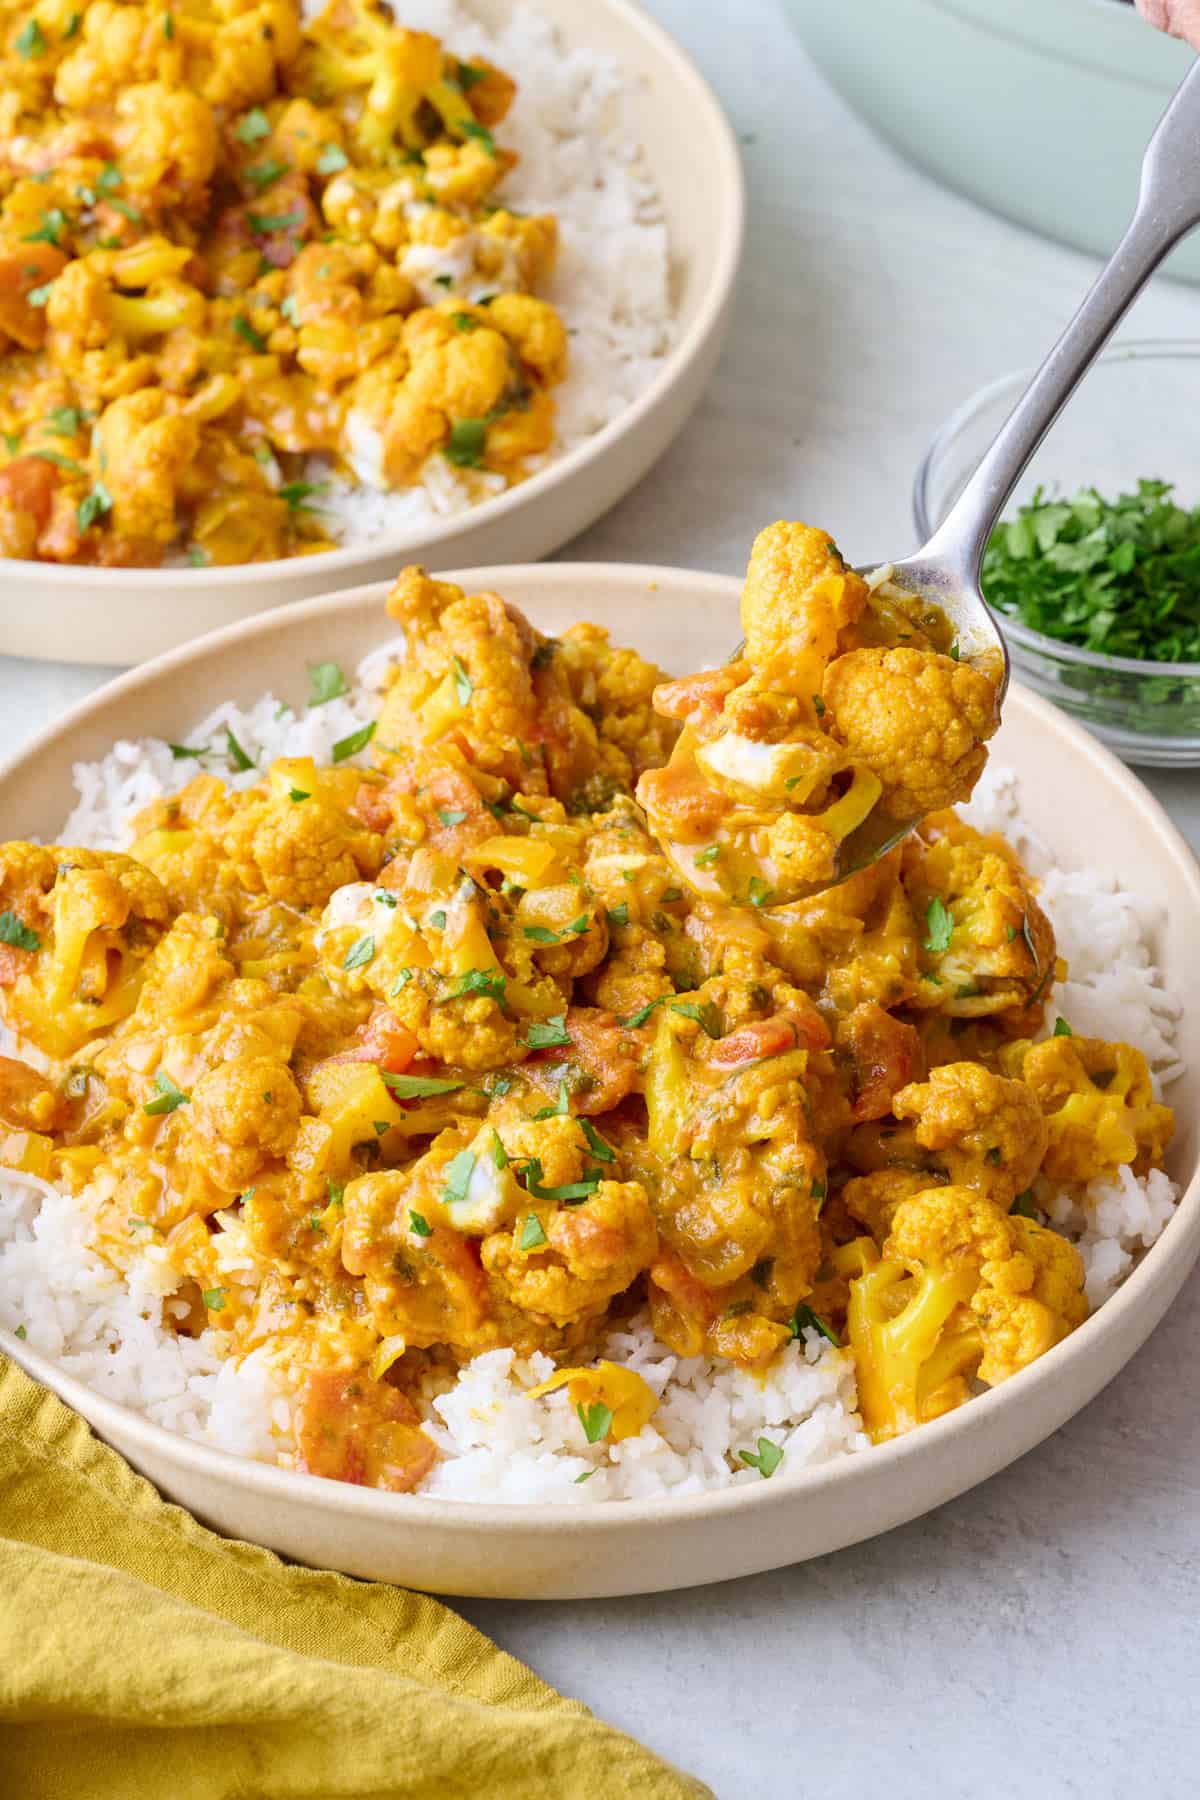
{"left": 224, "top": 727, "right": 254, "bottom": 771}
{"left": 983, "top": 480, "right": 1200, "bottom": 666}
{"left": 620, "top": 995, "right": 668, "bottom": 1029}
{"left": 332, "top": 720, "right": 376, "bottom": 762}
{"left": 409, "top": 1209, "right": 432, "bottom": 1238}
{"left": 0, "top": 911, "right": 39, "bottom": 952}
{"left": 30, "top": 450, "right": 82, "bottom": 474}
{"left": 236, "top": 107, "right": 271, "bottom": 143}
{"left": 923, "top": 897, "right": 954, "bottom": 955}
{"left": 526, "top": 1015, "right": 571, "bottom": 1050}
{"left": 245, "top": 159, "right": 289, "bottom": 192}
{"left": 342, "top": 934, "right": 375, "bottom": 971}
{"left": 77, "top": 483, "right": 113, "bottom": 531}
{"left": 248, "top": 208, "right": 302, "bottom": 234}
{"left": 288, "top": 787, "right": 309, "bottom": 803}
{"left": 316, "top": 143, "right": 349, "bottom": 175}
{"left": 381, "top": 1072, "right": 464, "bottom": 1099}
{"left": 307, "top": 660, "right": 348, "bottom": 706}
{"left": 812, "top": 694, "right": 826, "bottom": 717}
{"left": 279, "top": 480, "right": 324, "bottom": 512}
{"left": 576, "top": 1401, "right": 613, "bottom": 1444}
{"left": 519, "top": 1213, "right": 547, "bottom": 1252}
{"left": 451, "top": 655, "right": 473, "bottom": 705}
{"left": 96, "top": 163, "right": 122, "bottom": 193}
{"left": 533, "top": 1079, "right": 570, "bottom": 1120}
{"left": 694, "top": 846, "right": 720, "bottom": 869}
{"left": 169, "top": 742, "right": 206, "bottom": 760}
{"left": 460, "top": 119, "right": 496, "bottom": 156}
{"left": 24, "top": 209, "right": 65, "bottom": 246}
{"left": 738, "top": 1436, "right": 784, "bottom": 1478}
{"left": 201, "top": 1287, "right": 226, "bottom": 1312}
{"left": 46, "top": 406, "right": 81, "bottom": 436}
{"left": 788, "top": 1305, "right": 840, "bottom": 1346}
{"left": 746, "top": 877, "right": 773, "bottom": 909}
{"left": 427, "top": 909, "right": 447, "bottom": 931}
{"left": 1053, "top": 1017, "right": 1073, "bottom": 1037}
{"left": 524, "top": 925, "right": 561, "bottom": 944}
{"left": 442, "top": 1148, "right": 476, "bottom": 1205}
{"left": 606, "top": 902, "right": 629, "bottom": 929}
{"left": 447, "top": 968, "right": 506, "bottom": 1003}
{"left": 490, "top": 1130, "right": 508, "bottom": 1168}
{"left": 26, "top": 282, "right": 54, "bottom": 306}
{"left": 670, "top": 999, "right": 722, "bottom": 1039}
{"left": 437, "top": 807, "right": 468, "bottom": 826}
{"left": 580, "top": 1119, "right": 614, "bottom": 1163}
{"left": 106, "top": 197, "right": 142, "bottom": 223}
{"left": 163, "top": 10, "right": 174, "bottom": 36}
{"left": 1010, "top": 1191, "right": 1038, "bottom": 1219}
{"left": 456, "top": 60, "right": 487, "bottom": 89}
{"left": 444, "top": 417, "right": 487, "bottom": 468}
{"left": 143, "top": 1071, "right": 190, "bottom": 1115}
{"left": 14, "top": 1324, "right": 28, "bottom": 1340}
{"left": 16, "top": 18, "right": 46, "bottom": 55}
{"left": 232, "top": 315, "right": 267, "bottom": 352}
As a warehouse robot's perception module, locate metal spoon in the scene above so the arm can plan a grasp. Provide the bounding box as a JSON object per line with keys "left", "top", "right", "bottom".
{"left": 778, "top": 56, "right": 1200, "bottom": 896}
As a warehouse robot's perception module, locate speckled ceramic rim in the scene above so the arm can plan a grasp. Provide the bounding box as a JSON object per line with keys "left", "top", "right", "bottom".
{"left": 0, "top": 0, "right": 745, "bottom": 664}
{"left": 2, "top": 566, "right": 1197, "bottom": 1593}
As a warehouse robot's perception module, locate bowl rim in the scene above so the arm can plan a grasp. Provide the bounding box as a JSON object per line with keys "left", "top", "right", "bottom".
{"left": 2, "top": 561, "right": 1198, "bottom": 1536}
{"left": 0, "top": 0, "right": 745, "bottom": 594}
{"left": 912, "top": 337, "right": 1200, "bottom": 681}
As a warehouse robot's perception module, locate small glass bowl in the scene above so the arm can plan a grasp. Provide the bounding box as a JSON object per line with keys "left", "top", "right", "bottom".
{"left": 913, "top": 340, "right": 1200, "bottom": 767}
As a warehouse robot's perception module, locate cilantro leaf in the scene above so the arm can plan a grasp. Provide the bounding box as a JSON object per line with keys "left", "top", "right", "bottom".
{"left": 788, "top": 1305, "right": 840, "bottom": 1346}
{"left": 442, "top": 1148, "right": 477, "bottom": 1206}
{"left": 576, "top": 1401, "right": 613, "bottom": 1444}
{"left": 342, "top": 934, "right": 375, "bottom": 971}
{"left": 381, "top": 1072, "right": 464, "bottom": 1100}
{"left": 519, "top": 1213, "right": 547, "bottom": 1252}
{"left": 409, "top": 1209, "right": 432, "bottom": 1238}
{"left": 143, "top": 1070, "right": 190, "bottom": 1115}
{"left": 0, "top": 911, "right": 39, "bottom": 952}
{"left": 738, "top": 1436, "right": 784, "bottom": 1478}
{"left": 525, "top": 1015, "right": 570, "bottom": 1049}
{"left": 332, "top": 721, "right": 376, "bottom": 763}
{"left": 307, "top": 660, "right": 348, "bottom": 706}
{"left": 924, "top": 897, "right": 954, "bottom": 955}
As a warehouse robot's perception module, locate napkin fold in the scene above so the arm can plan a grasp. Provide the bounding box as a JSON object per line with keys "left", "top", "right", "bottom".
{"left": 0, "top": 1357, "right": 708, "bottom": 1799}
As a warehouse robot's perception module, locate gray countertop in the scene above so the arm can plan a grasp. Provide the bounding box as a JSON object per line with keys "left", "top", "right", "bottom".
{"left": 3, "top": 3, "right": 1199, "bottom": 1793}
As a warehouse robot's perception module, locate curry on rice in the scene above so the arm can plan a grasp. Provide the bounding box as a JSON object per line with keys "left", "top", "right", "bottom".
{"left": 0, "top": 523, "right": 1175, "bottom": 1490}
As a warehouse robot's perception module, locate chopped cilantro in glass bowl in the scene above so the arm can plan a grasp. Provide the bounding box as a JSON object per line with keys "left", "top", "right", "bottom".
{"left": 914, "top": 342, "right": 1200, "bottom": 766}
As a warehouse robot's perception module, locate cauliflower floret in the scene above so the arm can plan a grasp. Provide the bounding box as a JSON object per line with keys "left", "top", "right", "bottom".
{"left": 892, "top": 1062, "right": 1048, "bottom": 1203}
{"left": 92, "top": 390, "right": 200, "bottom": 557}
{"left": 55, "top": 2, "right": 177, "bottom": 108}
{"left": 187, "top": 1053, "right": 302, "bottom": 1190}
{"left": 113, "top": 83, "right": 220, "bottom": 208}
{"left": 482, "top": 1177, "right": 657, "bottom": 1328}
{"left": 1016, "top": 1034, "right": 1174, "bottom": 1183}
{"left": 220, "top": 759, "right": 383, "bottom": 908}
{"left": 845, "top": 1184, "right": 1087, "bottom": 1441}
{"left": 903, "top": 813, "right": 1057, "bottom": 1019}
{"left": 192, "top": 0, "right": 301, "bottom": 108}
{"left": 822, "top": 646, "right": 1000, "bottom": 820}
{"left": 0, "top": 842, "right": 172, "bottom": 1056}
{"left": 739, "top": 519, "right": 868, "bottom": 674}
{"left": 841, "top": 1169, "right": 935, "bottom": 1244}
{"left": 0, "top": 242, "right": 66, "bottom": 352}
{"left": 483, "top": 293, "right": 568, "bottom": 385}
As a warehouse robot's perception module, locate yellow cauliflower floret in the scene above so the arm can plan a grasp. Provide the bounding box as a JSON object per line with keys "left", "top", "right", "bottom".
{"left": 740, "top": 520, "right": 868, "bottom": 674}
{"left": 1017, "top": 1034, "right": 1174, "bottom": 1183}
{"left": 187, "top": 1053, "right": 302, "bottom": 1191}
{"left": 220, "top": 760, "right": 383, "bottom": 908}
{"left": 483, "top": 293, "right": 568, "bottom": 385}
{"left": 422, "top": 140, "right": 506, "bottom": 208}
{"left": 194, "top": 0, "right": 301, "bottom": 108}
{"left": 0, "top": 842, "right": 172, "bottom": 1057}
{"left": 113, "top": 82, "right": 220, "bottom": 205}
{"left": 54, "top": 2, "right": 176, "bottom": 108}
{"left": 846, "top": 1184, "right": 1087, "bottom": 1442}
{"left": 482, "top": 1176, "right": 658, "bottom": 1328}
{"left": 93, "top": 391, "right": 200, "bottom": 556}
{"left": 903, "top": 814, "right": 1057, "bottom": 1019}
{"left": 841, "top": 1169, "right": 934, "bottom": 1244}
{"left": 893, "top": 1062, "right": 1048, "bottom": 1203}
{"left": 822, "top": 646, "right": 1000, "bottom": 820}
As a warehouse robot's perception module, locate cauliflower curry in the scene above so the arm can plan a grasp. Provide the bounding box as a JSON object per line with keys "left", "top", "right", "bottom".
{"left": 0, "top": 522, "right": 1174, "bottom": 1486}
{"left": 0, "top": 0, "right": 567, "bottom": 567}
{"left": 638, "top": 523, "right": 1005, "bottom": 905}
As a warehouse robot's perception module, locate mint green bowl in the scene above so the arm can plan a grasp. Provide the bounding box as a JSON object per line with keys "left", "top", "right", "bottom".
{"left": 783, "top": 0, "right": 1200, "bottom": 281}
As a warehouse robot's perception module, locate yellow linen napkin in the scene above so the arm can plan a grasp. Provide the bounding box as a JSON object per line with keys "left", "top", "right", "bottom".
{"left": 0, "top": 1357, "right": 709, "bottom": 1799}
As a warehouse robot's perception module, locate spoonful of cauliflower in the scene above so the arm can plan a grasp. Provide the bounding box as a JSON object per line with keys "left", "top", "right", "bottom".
{"left": 641, "top": 57, "right": 1200, "bottom": 905}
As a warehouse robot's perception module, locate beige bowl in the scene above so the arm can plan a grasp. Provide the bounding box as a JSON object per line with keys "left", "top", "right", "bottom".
{"left": 2, "top": 564, "right": 1198, "bottom": 1599}
{"left": 0, "top": 0, "right": 743, "bottom": 668}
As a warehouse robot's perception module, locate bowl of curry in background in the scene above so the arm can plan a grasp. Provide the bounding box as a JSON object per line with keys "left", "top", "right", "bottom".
{"left": 1, "top": 560, "right": 1197, "bottom": 1601}
{"left": 0, "top": 0, "right": 743, "bottom": 666}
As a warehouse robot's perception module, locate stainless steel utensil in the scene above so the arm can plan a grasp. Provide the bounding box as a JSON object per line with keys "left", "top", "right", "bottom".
{"left": 808, "top": 56, "right": 1200, "bottom": 891}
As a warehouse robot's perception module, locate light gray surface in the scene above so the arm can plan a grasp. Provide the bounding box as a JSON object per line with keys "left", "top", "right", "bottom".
{"left": 2, "top": 2, "right": 1199, "bottom": 1794}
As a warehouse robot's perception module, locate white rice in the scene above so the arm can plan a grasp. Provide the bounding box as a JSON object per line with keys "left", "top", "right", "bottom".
{"left": 293, "top": 0, "right": 673, "bottom": 545}
{"left": 0, "top": 671, "right": 1183, "bottom": 1503}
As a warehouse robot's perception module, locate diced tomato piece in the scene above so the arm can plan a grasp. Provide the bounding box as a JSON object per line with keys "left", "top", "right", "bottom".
{"left": 529, "top": 1006, "right": 638, "bottom": 1115}
{"left": 350, "top": 781, "right": 392, "bottom": 833}
{"left": 709, "top": 1001, "right": 830, "bottom": 1068}
{"left": 293, "top": 1368, "right": 438, "bottom": 1493}
{"left": 334, "top": 1004, "right": 419, "bottom": 1075}
{"left": 652, "top": 664, "right": 750, "bottom": 730}
{"left": 0, "top": 456, "right": 59, "bottom": 533}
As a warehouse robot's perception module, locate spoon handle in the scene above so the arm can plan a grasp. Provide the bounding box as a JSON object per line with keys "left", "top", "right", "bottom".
{"left": 922, "top": 53, "right": 1200, "bottom": 589}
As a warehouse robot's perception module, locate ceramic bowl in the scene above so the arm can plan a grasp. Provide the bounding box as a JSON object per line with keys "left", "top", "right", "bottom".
{"left": 2, "top": 563, "right": 1197, "bottom": 1599}
{"left": 0, "top": 0, "right": 744, "bottom": 668}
